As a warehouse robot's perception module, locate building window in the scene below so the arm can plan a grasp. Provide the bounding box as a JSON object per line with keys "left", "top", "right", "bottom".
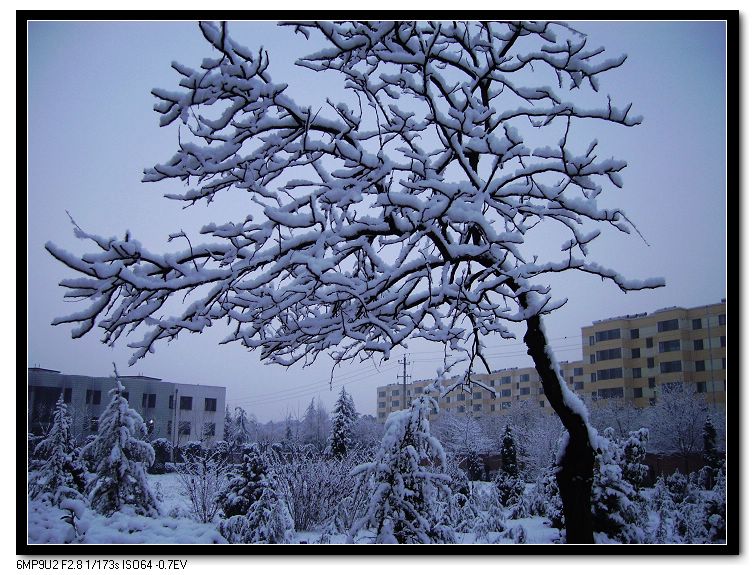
{"left": 500, "top": 389, "right": 511, "bottom": 398}
{"left": 539, "top": 401, "right": 545, "bottom": 408}
{"left": 658, "top": 340, "right": 681, "bottom": 353}
{"left": 169, "top": 395, "right": 174, "bottom": 410}
{"left": 589, "top": 335, "right": 595, "bottom": 346}
{"left": 631, "top": 348, "right": 640, "bottom": 359}
{"left": 657, "top": 319, "right": 679, "bottom": 332}
{"left": 648, "top": 377, "right": 656, "bottom": 388}
{"left": 378, "top": 391, "right": 386, "bottom": 398}
{"left": 645, "top": 337, "right": 653, "bottom": 349}
{"left": 121, "top": 391, "right": 129, "bottom": 401}
{"left": 167, "top": 420, "right": 172, "bottom": 435}
{"left": 695, "top": 360, "right": 706, "bottom": 372}
{"left": 696, "top": 382, "right": 707, "bottom": 393}
{"left": 146, "top": 419, "right": 155, "bottom": 435}
{"left": 597, "top": 387, "right": 624, "bottom": 399}
{"left": 538, "top": 386, "right": 544, "bottom": 394}
{"left": 501, "top": 376, "right": 512, "bottom": 384}
{"left": 472, "top": 392, "right": 482, "bottom": 400}
{"left": 630, "top": 328, "right": 640, "bottom": 339}
{"left": 445, "top": 396, "right": 451, "bottom": 404}
{"left": 574, "top": 367, "right": 583, "bottom": 376}
{"left": 633, "top": 388, "right": 643, "bottom": 399}
{"left": 720, "top": 336, "right": 726, "bottom": 347}
{"left": 692, "top": 318, "right": 703, "bottom": 330}
{"left": 595, "top": 328, "right": 621, "bottom": 342}
{"left": 590, "top": 373, "right": 597, "bottom": 383}
{"left": 590, "top": 354, "right": 595, "bottom": 365}
{"left": 694, "top": 339, "right": 704, "bottom": 351}
{"left": 142, "top": 393, "right": 156, "bottom": 409}
{"left": 414, "top": 387, "right": 423, "bottom": 394}
{"left": 659, "top": 360, "right": 682, "bottom": 374}
{"left": 203, "top": 422, "right": 216, "bottom": 438}
{"left": 180, "top": 396, "right": 193, "bottom": 410}
{"left": 500, "top": 402, "right": 511, "bottom": 409}
{"left": 391, "top": 400, "right": 400, "bottom": 407}
{"left": 456, "top": 394, "right": 465, "bottom": 402}
{"left": 596, "top": 348, "right": 622, "bottom": 361}
{"left": 391, "top": 389, "right": 400, "bottom": 396}
{"left": 632, "top": 367, "right": 642, "bottom": 379}
{"left": 178, "top": 421, "right": 191, "bottom": 436}
{"left": 490, "top": 404, "right": 495, "bottom": 412}
{"left": 90, "top": 417, "right": 98, "bottom": 432}
{"left": 86, "top": 389, "right": 102, "bottom": 405}
{"left": 457, "top": 406, "right": 465, "bottom": 413}
{"left": 520, "top": 387, "right": 530, "bottom": 395}
{"left": 472, "top": 404, "right": 482, "bottom": 412}
{"left": 520, "top": 374, "right": 530, "bottom": 383}
{"left": 378, "top": 402, "right": 386, "bottom": 408}
{"left": 647, "top": 357, "right": 655, "bottom": 369}
{"left": 204, "top": 398, "right": 217, "bottom": 412}
{"left": 574, "top": 381, "right": 584, "bottom": 390}
{"left": 596, "top": 368, "right": 623, "bottom": 381}
{"left": 718, "top": 314, "right": 726, "bottom": 326}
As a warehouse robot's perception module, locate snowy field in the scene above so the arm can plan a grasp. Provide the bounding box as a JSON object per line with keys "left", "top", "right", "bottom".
{"left": 27, "top": 473, "right": 559, "bottom": 545}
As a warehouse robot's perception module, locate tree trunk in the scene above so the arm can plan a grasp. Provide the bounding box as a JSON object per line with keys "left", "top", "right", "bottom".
{"left": 523, "top": 310, "right": 596, "bottom": 544}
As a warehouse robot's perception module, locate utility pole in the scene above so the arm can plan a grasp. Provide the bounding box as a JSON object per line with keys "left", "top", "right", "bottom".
{"left": 400, "top": 354, "right": 410, "bottom": 409}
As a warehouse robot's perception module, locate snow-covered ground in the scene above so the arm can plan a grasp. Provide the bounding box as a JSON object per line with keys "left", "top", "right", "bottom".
{"left": 27, "top": 473, "right": 559, "bottom": 545}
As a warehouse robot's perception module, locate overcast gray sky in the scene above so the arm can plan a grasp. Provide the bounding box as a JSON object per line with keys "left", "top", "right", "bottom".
{"left": 27, "top": 20, "right": 727, "bottom": 422}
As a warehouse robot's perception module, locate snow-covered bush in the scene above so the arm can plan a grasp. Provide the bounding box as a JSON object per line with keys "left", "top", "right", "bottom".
{"left": 149, "top": 438, "right": 173, "bottom": 474}
{"left": 217, "top": 444, "right": 293, "bottom": 543}
{"left": 175, "top": 451, "right": 229, "bottom": 523}
{"left": 81, "top": 377, "right": 158, "bottom": 517}
{"left": 352, "top": 396, "right": 456, "bottom": 543}
{"left": 29, "top": 395, "right": 87, "bottom": 506}
{"left": 273, "top": 444, "right": 367, "bottom": 532}
{"left": 621, "top": 428, "right": 649, "bottom": 491}
{"left": 591, "top": 429, "right": 643, "bottom": 543}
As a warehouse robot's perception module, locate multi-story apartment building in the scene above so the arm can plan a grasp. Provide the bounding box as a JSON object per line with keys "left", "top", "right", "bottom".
{"left": 27, "top": 367, "right": 226, "bottom": 448}
{"left": 581, "top": 300, "right": 726, "bottom": 408}
{"left": 376, "top": 360, "right": 584, "bottom": 423}
{"left": 376, "top": 300, "right": 726, "bottom": 422}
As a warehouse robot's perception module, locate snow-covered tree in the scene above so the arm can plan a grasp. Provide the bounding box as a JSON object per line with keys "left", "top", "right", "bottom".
{"left": 217, "top": 443, "right": 293, "bottom": 543}
{"left": 328, "top": 386, "right": 358, "bottom": 459}
{"left": 230, "top": 406, "right": 256, "bottom": 454}
{"left": 647, "top": 382, "right": 708, "bottom": 473}
{"left": 82, "top": 375, "right": 158, "bottom": 517}
{"left": 495, "top": 424, "right": 525, "bottom": 509}
{"left": 591, "top": 429, "right": 643, "bottom": 543}
{"left": 223, "top": 406, "right": 234, "bottom": 443}
{"left": 217, "top": 443, "right": 268, "bottom": 519}
{"left": 621, "top": 427, "right": 649, "bottom": 493}
{"left": 301, "top": 397, "right": 329, "bottom": 451}
{"left": 352, "top": 395, "right": 456, "bottom": 543}
{"left": 46, "top": 20, "right": 663, "bottom": 542}
{"left": 29, "top": 394, "right": 87, "bottom": 505}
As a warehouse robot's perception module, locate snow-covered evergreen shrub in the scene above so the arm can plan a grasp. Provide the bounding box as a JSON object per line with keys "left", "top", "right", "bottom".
{"left": 149, "top": 438, "right": 173, "bottom": 474}
{"left": 352, "top": 395, "right": 456, "bottom": 543}
{"left": 181, "top": 440, "right": 204, "bottom": 462}
{"left": 702, "top": 470, "right": 726, "bottom": 543}
{"left": 217, "top": 443, "right": 268, "bottom": 519}
{"left": 217, "top": 444, "right": 294, "bottom": 543}
{"left": 530, "top": 463, "right": 563, "bottom": 530}
{"left": 29, "top": 395, "right": 87, "bottom": 506}
{"left": 495, "top": 424, "right": 525, "bottom": 512}
{"left": 665, "top": 470, "right": 690, "bottom": 505}
{"left": 621, "top": 428, "right": 649, "bottom": 492}
{"left": 81, "top": 379, "right": 158, "bottom": 517}
{"left": 591, "top": 429, "right": 643, "bottom": 543}
{"left": 328, "top": 386, "right": 357, "bottom": 459}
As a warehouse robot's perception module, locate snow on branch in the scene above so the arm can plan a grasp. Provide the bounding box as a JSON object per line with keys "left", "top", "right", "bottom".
{"left": 48, "top": 20, "right": 663, "bottom": 371}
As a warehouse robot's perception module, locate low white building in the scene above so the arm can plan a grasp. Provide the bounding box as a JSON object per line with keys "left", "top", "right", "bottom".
{"left": 28, "top": 367, "right": 226, "bottom": 448}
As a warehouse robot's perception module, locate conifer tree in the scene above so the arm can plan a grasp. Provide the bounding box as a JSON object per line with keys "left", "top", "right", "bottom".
{"left": 328, "top": 386, "right": 358, "bottom": 459}
{"left": 702, "top": 415, "right": 721, "bottom": 471}
{"left": 621, "top": 428, "right": 649, "bottom": 493}
{"left": 223, "top": 406, "right": 234, "bottom": 443}
{"left": 495, "top": 424, "right": 524, "bottom": 508}
{"left": 217, "top": 443, "right": 294, "bottom": 543}
{"left": 82, "top": 374, "right": 158, "bottom": 516}
{"left": 30, "top": 394, "right": 86, "bottom": 505}
{"left": 591, "top": 429, "right": 642, "bottom": 543}
{"left": 352, "top": 395, "right": 456, "bottom": 544}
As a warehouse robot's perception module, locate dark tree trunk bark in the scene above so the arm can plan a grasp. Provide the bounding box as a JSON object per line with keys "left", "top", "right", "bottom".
{"left": 522, "top": 307, "right": 596, "bottom": 544}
